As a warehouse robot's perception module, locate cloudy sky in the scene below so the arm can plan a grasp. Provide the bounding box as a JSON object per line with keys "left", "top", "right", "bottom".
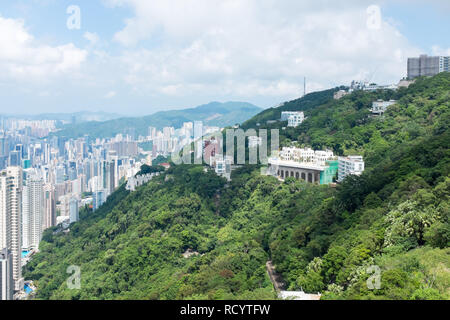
{"left": 0, "top": 0, "right": 449, "bottom": 115}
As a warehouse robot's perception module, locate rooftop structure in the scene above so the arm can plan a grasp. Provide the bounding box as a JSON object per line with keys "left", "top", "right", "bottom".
{"left": 279, "top": 147, "right": 334, "bottom": 165}
{"left": 349, "top": 80, "right": 398, "bottom": 92}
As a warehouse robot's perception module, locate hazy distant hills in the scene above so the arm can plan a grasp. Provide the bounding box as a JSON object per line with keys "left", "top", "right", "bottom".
{"left": 0, "top": 111, "right": 123, "bottom": 123}
{"left": 52, "top": 101, "right": 262, "bottom": 139}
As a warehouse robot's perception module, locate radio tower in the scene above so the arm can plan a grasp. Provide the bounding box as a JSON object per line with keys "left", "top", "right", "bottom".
{"left": 304, "top": 77, "right": 306, "bottom": 97}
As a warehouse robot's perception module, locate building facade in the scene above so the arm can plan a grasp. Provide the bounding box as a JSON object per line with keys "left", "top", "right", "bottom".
{"left": 0, "top": 248, "right": 14, "bottom": 300}
{"left": 0, "top": 167, "right": 23, "bottom": 291}
{"left": 69, "top": 197, "right": 79, "bottom": 224}
{"left": 268, "top": 147, "right": 338, "bottom": 184}
{"left": 281, "top": 111, "right": 305, "bottom": 128}
{"left": 22, "top": 179, "right": 44, "bottom": 251}
{"left": 92, "top": 190, "right": 106, "bottom": 211}
{"left": 43, "top": 183, "right": 56, "bottom": 230}
{"left": 407, "top": 55, "right": 450, "bottom": 79}
{"left": 338, "top": 156, "right": 365, "bottom": 182}
{"left": 371, "top": 100, "right": 397, "bottom": 115}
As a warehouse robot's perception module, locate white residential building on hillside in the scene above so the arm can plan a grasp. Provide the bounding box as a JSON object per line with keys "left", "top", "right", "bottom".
{"left": 338, "top": 156, "right": 365, "bottom": 182}
{"left": 288, "top": 115, "right": 304, "bottom": 127}
{"left": 211, "top": 155, "right": 233, "bottom": 180}
{"left": 279, "top": 147, "right": 334, "bottom": 165}
{"left": 281, "top": 111, "right": 305, "bottom": 127}
{"left": 281, "top": 111, "right": 302, "bottom": 121}
{"left": 371, "top": 100, "right": 396, "bottom": 115}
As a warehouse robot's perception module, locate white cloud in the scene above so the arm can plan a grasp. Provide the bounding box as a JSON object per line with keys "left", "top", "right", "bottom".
{"left": 3, "top": 1, "right": 444, "bottom": 114}
{"left": 84, "top": 32, "right": 100, "bottom": 45}
{"left": 108, "top": 0, "right": 421, "bottom": 104}
{"left": 0, "top": 15, "right": 87, "bottom": 81}
{"left": 431, "top": 46, "right": 450, "bottom": 56}
{"left": 104, "top": 91, "right": 117, "bottom": 99}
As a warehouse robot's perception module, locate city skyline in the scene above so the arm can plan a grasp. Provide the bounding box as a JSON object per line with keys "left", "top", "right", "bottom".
{"left": 0, "top": 0, "right": 449, "bottom": 116}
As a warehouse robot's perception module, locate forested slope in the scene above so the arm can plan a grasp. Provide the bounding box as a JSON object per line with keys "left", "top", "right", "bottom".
{"left": 24, "top": 73, "right": 449, "bottom": 300}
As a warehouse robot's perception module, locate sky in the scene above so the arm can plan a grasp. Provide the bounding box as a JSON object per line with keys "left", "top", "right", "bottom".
{"left": 0, "top": 0, "right": 449, "bottom": 116}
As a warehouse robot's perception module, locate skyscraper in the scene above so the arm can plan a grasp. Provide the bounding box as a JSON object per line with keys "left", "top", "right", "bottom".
{"left": 22, "top": 179, "right": 44, "bottom": 251}
{"left": 0, "top": 167, "right": 23, "bottom": 291}
{"left": 407, "top": 55, "right": 450, "bottom": 79}
{"left": 69, "top": 198, "right": 79, "bottom": 224}
{"left": 148, "top": 127, "right": 157, "bottom": 139}
{"left": 0, "top": 248, "right": 14, "bottom": 300}
{"left": 92, "top": 190, "right": 106, "bottom": 211}
{"left": 8, "top": 151, "right": 20, "bottom": 167}
{"left": 43, "top": 184, "right": 56, "bottom": 230}
{"left": 0, "top": 135, "right": 8, "bottom": 158}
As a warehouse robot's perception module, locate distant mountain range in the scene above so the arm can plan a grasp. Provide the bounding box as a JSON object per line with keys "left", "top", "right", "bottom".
{"left": 52, "top": 101, "right": 262, "bottom": 139}
{"left": 0, "top": 111, "right": 123, "bottom": 123}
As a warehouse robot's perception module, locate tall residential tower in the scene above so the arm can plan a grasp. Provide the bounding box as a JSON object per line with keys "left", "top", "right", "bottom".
{"left": 0, "top": 167, "right": 23, "bottom": 291}
{"left": 22, "top": 178, "right": 44, "bottom": 251}
{"left": 407, "top": 55, "right": 450, "bottom": 79}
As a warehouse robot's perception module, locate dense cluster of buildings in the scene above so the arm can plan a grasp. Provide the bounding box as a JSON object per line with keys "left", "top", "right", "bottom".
{"left": 0, "top": 117, "right": 220, "bottom": 299}
{"left": 333, "top": 80, "right": 406, "bottom": 100}
{"left": 148, "top": 122, "right": 220, "bottom": 157}
{"left": 334, "top": 54, "right": 449, "bottom": 101}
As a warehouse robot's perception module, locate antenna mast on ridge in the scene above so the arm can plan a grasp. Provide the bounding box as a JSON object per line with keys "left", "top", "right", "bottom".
{"left": 304, "top": 77, "right": 306, "bottom": 97}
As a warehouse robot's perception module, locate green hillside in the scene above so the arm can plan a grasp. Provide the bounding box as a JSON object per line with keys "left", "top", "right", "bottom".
{"left": 52, "top": 101, "right": 261, "bottom": 139}
{"left": 24, "top": 73, "right": 450, "bottom": 300}
{"left": 240, "top": 88, "right": 339, "bottom": 129}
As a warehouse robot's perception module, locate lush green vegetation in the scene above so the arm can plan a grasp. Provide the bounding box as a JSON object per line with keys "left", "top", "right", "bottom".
{"left": 151, "top": 155, "right": 169, "bottom": 166}
{"left": 241, "top": 88, "right": 338, "bottom": 130}
{"left": 52, "top": 102, "right": 261, "bottom": 139}
{"left": 25, "top": 74, "right": 449, "bottom": 300}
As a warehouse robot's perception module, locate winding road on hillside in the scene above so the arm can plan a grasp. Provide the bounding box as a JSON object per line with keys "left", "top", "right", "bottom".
{"left": 266, "top": 261, "right": 286, "bottom": 292}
